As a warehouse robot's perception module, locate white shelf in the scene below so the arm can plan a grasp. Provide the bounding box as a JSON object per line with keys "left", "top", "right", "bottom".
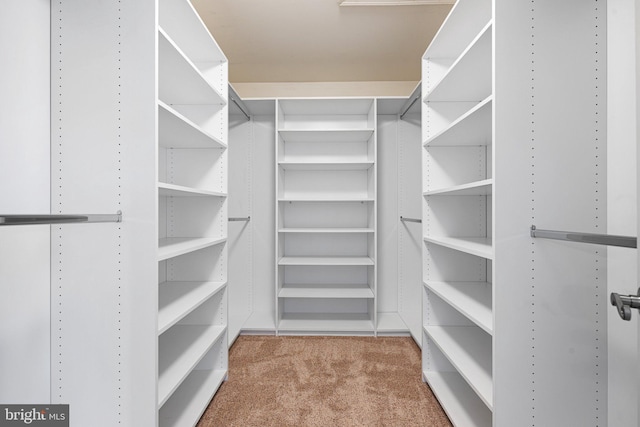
{"left": 158, "top": 281, "right": 227, "bottom": 334}
{"left": 158, "top": 324, "right": 226, "bottom": 407}
{"left": 424, "top": 281, "right": 492, "bottom": 335}
{"left": 158, "top": 182, "right": 227, "bottom": 198}
{"left": 424, "top": 179, "right": 493, "bottom": 197}
{"left": 424, "top": 22, "right": 493, "bottom": 103}
{"left": 158, "top": 28, "right": 226, "bottom": 106}
{"left": 424, "top": 326, "right": 493, "bottom": 409}
{"left": 424, "top": 371, "right": 492, "bottom": 427}
{"left": 242, "top": 311, "right": 277, "bottom": 332}
{"left": 424, "top": 96, "right": 492, "bottom": 147}
{"left": 158, "top": 237, "right": 226, "bottom": 261}
{"left": 377, "top": 312, "right": 409, "bottom": 333}
{"left": 423, "top": 236, "right": 493, "bottom": 260}
{"left": 278, "top": 227, "right": 374, "bottom": 234}
{"left": 159, "top": 368, "right": 227, "bottom": 427}
{"left": 158, "top": 0, "right": 227, "bottom": 65}
{"left": 278, "top": 256, "right": 374, "bottom": 266}
{"left": 158, "top": 101, "right": 227, "bottom": 149}
{"left": 278, "top": 129, "right": 374, "bottom": 143}
{"left": 278, "top": 197, "right": 375, "bottom": 203}
{"left": 278, "top": 161, "right": 374, "bottom": 171}
{"left": 423, "top": 0, "right": 492, "bottom": 59}
{"left": 279, "top": 313, "right": 374, "bottom": 332}
{"left": 279, "top": 284, "right": 374, "bottom": 299}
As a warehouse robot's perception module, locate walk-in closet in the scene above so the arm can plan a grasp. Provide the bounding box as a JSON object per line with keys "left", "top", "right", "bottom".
{"left": 2, "top": 0, "right": 639, "bottom": 426}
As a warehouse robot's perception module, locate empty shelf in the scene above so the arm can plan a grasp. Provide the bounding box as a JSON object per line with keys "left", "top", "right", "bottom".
{"left": 278, "top": 129, "right": 374, "bottom": 143}
{"left": 278, "top": 227, "right": 374, "bottom": 234}
{"left": 278, "top": 161, "right": 374, "bottom": 171}
{"left": 424, "top": 96, "right": 492, "bottom": 147}
{"left": 158, "top": 237, "right": 226, "bottom": 261}
{"left": 424, "top": 22, "right": 492, "bottom": 103}
{"left": 424, "top": 326, "right": 493, "bottom": 409}
{"left": 424, "top": 179, "right": 493, "bottom": 197}
{"left": 158, "top": 182, "right": 227, "bottom": 198}
{"left": 424, "top": 236, "right": 493, "bottom": 260}
{"left": 279, "top": 313, "right": 374, "bottom": 332}
{"left": 377, "top": 312, "right": 409, "bottom": 333}
{"left": 158, "top": 0, "right": 227, "bottom": 65}
{"left": 159, "top": 368, "right": 227, "bottom": 427}
{"left": 158, "top": 281, "right": 227, "bottom": 334}
{"left": 158, "top": 101, "right": 227, "bottom": 149}
{"left": 424, "top": 281, "right": 492, "bottom": 335}
{"left": 242, "top": 311, "right": 277, "bottom": 332}
{"left": 424, "top": 371, "right": 492, "bottom": 427}
{"left": 158, "top": 324, "right": 226, "bottom": 407}
{"left": 158, "top": 28, "right": 226, "bottom": 105}
{"left": 278, "top": 256, "right": 374, "bottom": 266}
{"left": 278, "top": 284, "right": 374, "bottom": 299}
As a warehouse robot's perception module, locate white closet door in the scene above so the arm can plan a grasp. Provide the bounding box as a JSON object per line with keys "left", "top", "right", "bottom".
{"left": 0, "top": 0, "right": 51, "bottom": 403}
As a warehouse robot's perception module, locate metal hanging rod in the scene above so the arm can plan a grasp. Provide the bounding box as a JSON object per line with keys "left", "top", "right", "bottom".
{"left": 229, "top": 84, "right": 250, "bottom": 121}
{"left": 229, "top": 216, "right": 251, "bottom": 222}
{"left": 400, "top": 216, "right": 422, "bottom": 224}
{"left": 530, "top": 225, "right": 637, "bottom": 248}
{"left": 0, "top": 211, "right": 122, "bottom": 226}
{"left": 400, "top": 82, "right": 421, "bottom": 120}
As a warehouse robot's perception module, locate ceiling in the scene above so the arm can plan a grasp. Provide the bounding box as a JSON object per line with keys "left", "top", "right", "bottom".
{"left": 191, "top": 0, "right": 452, "bottom": 84}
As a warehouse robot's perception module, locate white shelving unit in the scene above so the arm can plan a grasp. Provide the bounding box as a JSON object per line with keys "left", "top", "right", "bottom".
{"left": 275, "top": 99, "right": 377, "bottom": 334}
{"left": 422, "top": 0, "right": 493, "bottom": 424}
{"left": 157, "top": 0, "right": 228, "bottom": 425}
{"left": 48, "top": 0, "right": 230, "bottom": 424}
{"left": 422, "top": 1, "right": 608, "bottom": 425}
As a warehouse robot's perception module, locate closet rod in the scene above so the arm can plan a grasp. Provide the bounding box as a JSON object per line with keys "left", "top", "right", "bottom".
{"left": 530, "top": 225, "right": 637, "bottom": 248}
{"left": 400, "top": 216, "right": 422, "bottom": 224}
{"left": 0, "top": 211, "right": 122, "bottom": 226}
{"left": 229, "top": 216, "right": 251, "bottom": 222}
{"left": 229, "top": 84, "right": 250, "bottom": 121}
{"left": 400, "top": 82, "right": 421, "bottom": 120}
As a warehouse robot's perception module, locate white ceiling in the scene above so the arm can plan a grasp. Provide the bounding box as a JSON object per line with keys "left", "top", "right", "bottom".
{"left": 191, "top": 0, "right": 452, "bottom": 84}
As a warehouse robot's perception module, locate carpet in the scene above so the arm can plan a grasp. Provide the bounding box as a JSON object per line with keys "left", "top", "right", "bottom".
{"left": 197, "top": 335, "right": 452, "bottom": 427}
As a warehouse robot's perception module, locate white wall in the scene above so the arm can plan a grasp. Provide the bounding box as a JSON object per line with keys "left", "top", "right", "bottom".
{"left": 0, "top": 0, "right": 51, "bottom": 403}
{"left": 234, "top": 81, "right": 417, "bottom": 99}
{"left": 608, "top": 1, "right": 639, "bottom": 426}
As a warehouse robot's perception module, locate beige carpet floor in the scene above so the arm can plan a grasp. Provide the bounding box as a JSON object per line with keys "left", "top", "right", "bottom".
{"left": 197, "top": 336, "right": 452, "bottom": 427}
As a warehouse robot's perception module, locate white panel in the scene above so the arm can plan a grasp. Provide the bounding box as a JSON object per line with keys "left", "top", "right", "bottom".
{"left": 398, "top": 113, "right": 424, "bottom": 344}
{"left": 248, "top": 113, "right": 276, "bottom": 326}
{"left": 281, "top": 170, "right": 371, "bottom": 199}
{"left": 51, "top": 2, "right": 158, "bottom": 426}
{"left": 283, "top": 298, "right": 369, "bottom": 314}
{"left": 377, "top": 115, "right": 399, "bottom": 314}
{"left": 425, "top": 146, "right": 488, "bottom": 189}
{"left": 426, "top": 196, "right": 487, "bottom": 238}
{"left": 281, "top": 202, "right": 371, "bottom": 228}
{"left": 607, "top": 0, "right": 638, "bottom": 425}
{"left": 0, "top": 0, "right": 51, "bottom": 403}
{"left": 166, "top": 148, "right": 227, "bottom": 192}
{"left": 228, "top": 114, "right": 253, "bottom": 343}
{"left": 494, "top": 1, "right": 607, "bottom": 425}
